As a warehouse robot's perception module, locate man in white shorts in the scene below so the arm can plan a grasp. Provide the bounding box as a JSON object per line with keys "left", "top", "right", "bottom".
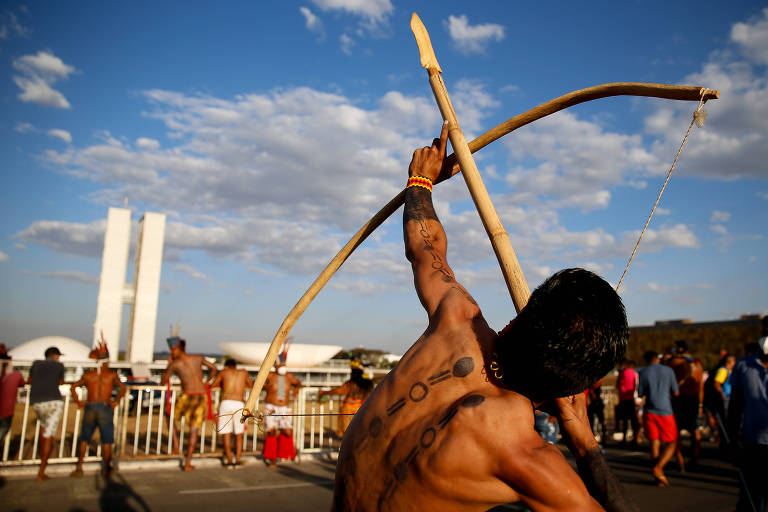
{"left": 210, "top": 359, "right": 253, "bottom": 467}
{"left": 262, "top": 356, "right": 302, "bottom": 467}
{"left": 28, "top": 346, "right": 66, "bottom": 481}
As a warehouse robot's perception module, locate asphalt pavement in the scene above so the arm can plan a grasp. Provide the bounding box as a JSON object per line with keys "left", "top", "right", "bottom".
{"left": 0, "top": 441, "right": 741, "bottom": 511}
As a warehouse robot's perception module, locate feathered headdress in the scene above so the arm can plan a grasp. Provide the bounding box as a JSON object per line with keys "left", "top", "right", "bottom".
{"left": 89, "top": 330, "right": 110, "bottom": 360}
{"left": 167, "top": 321, "right": 184, "bottom": 349}
{"left": 277, "top": 336, "right": 293, "bottom": 365}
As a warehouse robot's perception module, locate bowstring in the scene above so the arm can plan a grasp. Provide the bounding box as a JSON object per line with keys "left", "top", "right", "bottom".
{"left": 213, "top": 407, "right": 356, "bottom": 435}
{"left": 615, "top": 89, "right": 710, "bottom": 292}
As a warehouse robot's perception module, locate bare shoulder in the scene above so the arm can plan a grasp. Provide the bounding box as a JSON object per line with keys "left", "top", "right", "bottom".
{"left": 496, "top": 424, "right": 598, "bottom": 510}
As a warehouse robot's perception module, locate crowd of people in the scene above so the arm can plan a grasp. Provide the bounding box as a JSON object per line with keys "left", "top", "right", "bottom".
{"left": 563, "top": 317, "right": 767, "bottom": 510}
{"left": 0, "top": 334, "right": 377, "bottom": 480}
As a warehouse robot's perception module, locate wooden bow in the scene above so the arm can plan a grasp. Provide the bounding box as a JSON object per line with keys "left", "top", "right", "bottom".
{"left": 240, "top": 53, "right": 719, "bottom": 423}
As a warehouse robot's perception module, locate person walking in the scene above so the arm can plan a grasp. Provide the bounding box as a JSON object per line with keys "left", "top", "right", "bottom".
{"left": 639, "top": 350, "right": 679, "bottom": 487}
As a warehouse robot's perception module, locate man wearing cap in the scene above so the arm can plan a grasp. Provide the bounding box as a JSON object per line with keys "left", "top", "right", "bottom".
{"left": 69, "top": 338, "right": 126, "bottom": 477}
{"left": 727, "top": 315, "right": 768, "bottom": 511}
{"left": 28, "top": 346, "right": 66, "bottom": 481}
{"left": 161, "top": 335, "right": 217, "bottom": 471}
{"left": 0, "top": 351, "right": 26, "bottom": 445}
{"left": 262, "top": 356, "right": 302, "bottom": 467}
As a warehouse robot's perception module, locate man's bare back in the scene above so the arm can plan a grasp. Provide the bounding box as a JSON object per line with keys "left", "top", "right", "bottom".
{"left": 79, "top": 368, "right": 124, "bottom": 404}
{"left": 334, "top": 123, "right": 635, "bottom": 512}
{"left": 212, "top": 368, "right": 252, "bottom": 401}
{"left": 334, "top": 293, "right": 597, "bottom": 511}
{"left": 165, "top": 353, "right": 213, "bottom": 394}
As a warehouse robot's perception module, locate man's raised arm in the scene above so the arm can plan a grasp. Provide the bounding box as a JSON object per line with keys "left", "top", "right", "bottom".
{"left": 404, "top": 122, "right": 471, "bottom": 316}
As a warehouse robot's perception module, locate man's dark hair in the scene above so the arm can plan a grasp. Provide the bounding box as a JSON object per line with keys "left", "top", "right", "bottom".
{"left": 495, "top": 268, "right": 628, "bottom": 401}
{"left": 674, "top": 339, "right": 688, "bottom": 353}
{"left": 225, "top": 358, "right": 237, "bottom": 368}
{"left": 644, "top": 350, "right": 658, "bottom": 364}
{"left": 762, "top": 315, "right": 768, "bottom": 332}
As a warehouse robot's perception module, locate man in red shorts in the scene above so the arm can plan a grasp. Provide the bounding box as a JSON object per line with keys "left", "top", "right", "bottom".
{"left": 639, "top": 350, "right": 679, "bottom": 486}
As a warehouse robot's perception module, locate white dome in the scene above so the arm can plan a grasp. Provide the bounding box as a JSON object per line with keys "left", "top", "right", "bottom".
{"left": 219, "top": 342, "right": 342, "bottom": 368}
{"left": 9, "top": 336, "right": 93, "bottom": 362}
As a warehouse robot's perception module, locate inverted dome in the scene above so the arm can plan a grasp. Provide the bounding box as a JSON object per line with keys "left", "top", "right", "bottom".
{"left": 218, "top": 342, "right": 341, "bottom": 367}
{"left": 9, "top": 336, "right": 92, "bottom": 362}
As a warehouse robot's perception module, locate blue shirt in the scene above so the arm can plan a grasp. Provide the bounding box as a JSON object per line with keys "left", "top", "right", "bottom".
{"left": 639, "top": 363, "right": 678, "bottom": 416}
{"left": 730, "top": 355, "right": 768, "bottom": 445}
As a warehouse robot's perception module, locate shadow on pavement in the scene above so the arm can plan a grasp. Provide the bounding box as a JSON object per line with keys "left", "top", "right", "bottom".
{"left": 95, "top": 472, "right": 151, "bottom": 512}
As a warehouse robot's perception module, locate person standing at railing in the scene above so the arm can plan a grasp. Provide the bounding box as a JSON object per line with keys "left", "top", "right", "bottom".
{"left": 161, "top": 335, "right": 218, "bottom": 472}
{"left": 262, "top": 354, "right": 301, "bottom": 467}
{"left": 1, "top": 353, "right": 26, "bottom": 445}
{"left": 209, "top": 358, "right": 253, "bottom": 468}
{"left": 69, "top": 338, "right": 126, "bottom": 478}
{"left": 318, "top": 358, "right": 373, "bottom": 438}
{"left": 27, "top": 346, "right": 65, "bottom": 482}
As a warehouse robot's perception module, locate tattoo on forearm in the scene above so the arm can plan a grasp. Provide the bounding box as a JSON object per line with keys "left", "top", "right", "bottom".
{"left": 576, "top": 447, "right": 639, "bottom": 512}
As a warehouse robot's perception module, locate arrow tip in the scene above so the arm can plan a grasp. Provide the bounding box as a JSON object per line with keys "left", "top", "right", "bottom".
{"left": 410, "top": 12, "right": 442, "bottom": 74}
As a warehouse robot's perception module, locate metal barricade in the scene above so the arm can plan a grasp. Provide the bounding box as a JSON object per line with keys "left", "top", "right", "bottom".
{"left": 1, "top": 385, "right": 344, "bottom": 466}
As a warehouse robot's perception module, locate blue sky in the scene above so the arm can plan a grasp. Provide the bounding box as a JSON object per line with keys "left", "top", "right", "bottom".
{"left": 1, "top": 1, "right": 766, "bottom": 356}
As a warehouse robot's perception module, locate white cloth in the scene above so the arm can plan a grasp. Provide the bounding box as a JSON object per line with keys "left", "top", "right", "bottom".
{"left": 33, "top": 399, "right": 64, "bottom": 437}
{"left": 264, "top": 403, "right": 293, "bottom": 431}
{"left": 217, "top": 400, "right": 245, "bottom": 435}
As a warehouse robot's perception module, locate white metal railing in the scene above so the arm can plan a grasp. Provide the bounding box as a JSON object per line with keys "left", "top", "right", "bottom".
{"left": 1, "top": 385, "right": 343, "bottom": 467}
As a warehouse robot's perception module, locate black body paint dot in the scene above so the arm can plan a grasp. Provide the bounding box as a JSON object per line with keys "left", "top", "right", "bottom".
{"left": 409, "top": 382, "right": 428, "bottom": 402}
{"left": 461, "top": 394, "right": 485, "bottom": 408}
{"left": 369, "top": 416, "right": 383, "bottom": 437}
{"left": 420, "top": 427, "right": 436, "bottom": 448}
{"left": 452, "top": 357, "right": 474, "bottom": 377}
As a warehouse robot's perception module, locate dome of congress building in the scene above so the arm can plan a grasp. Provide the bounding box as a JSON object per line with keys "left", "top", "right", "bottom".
{"left": 9, "top": 336, "right": 92, "bottom": 362}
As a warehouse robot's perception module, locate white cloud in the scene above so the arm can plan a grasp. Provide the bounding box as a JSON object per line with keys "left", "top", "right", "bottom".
{"left": 13, "top": 243, "right": 26, "bottom": 251}
{"left": 643, "top": 8, "right": 768, "bottom": 180}
{"left": 731, "top": 7, "right": 768, "bottom": 65}
{"left": 300, "top": 6, "right": 323, "bottom": 34}
{"left": 710, "top": 210, "right": 731, "bottom": 223}
{"left": 175, "top": 264, "right": 207, "bottom": 280}
{"left": 135, "top": 137, "right": 160, "bottom": 150}
{"left": 0, "top": 251, "right": 8, "bottom": 262}
{"left": 444, "top": 14, "right": 504, "bottom": 54}
{"left": 23, "top": 269, "right": 98, "bottom": 285}
{"left": 12, "top": 51, "right": 76, "bottom": 109}
{"left": 310, "top": 0, "right": 392, "bottom": 25}
{"left": 47, "top": 129, "right": 72, "bottom": 143}
{"left": 340, "top": 33, "right": 354, "bottom": 55}
{"left": 0, "top": 10, "right": 29, "bottom": 40}
{"left": 711, "top": 224, "right": 728, "bottom": 235}
{"left": 503, "top": 111, "right": 657, "bottom": 212}
{"left": 14, "top": 122, "right": 34, "bottom": 133}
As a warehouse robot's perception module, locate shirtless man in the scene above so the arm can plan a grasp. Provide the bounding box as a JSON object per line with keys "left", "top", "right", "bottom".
{"left": 666, "top": 339, "right": 704, "bottom": 469}
{"left": 69, "top": 339, "right": 126, "bottom": 477}
{"left": 332, "top": 123, "right": 637, "bottom": 511}
{"left": 262, "top": 357, "right": 302, "bottom": 467}
{"left": 210, "top": 358, "right": 253, "bottom": 467}
{"left": 161, "top": 336, "right": 217, "bottom": 471}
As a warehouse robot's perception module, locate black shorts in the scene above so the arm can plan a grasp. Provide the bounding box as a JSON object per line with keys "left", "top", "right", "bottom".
{"left": 672, "top": 395, "right": 699, "bottom": 433}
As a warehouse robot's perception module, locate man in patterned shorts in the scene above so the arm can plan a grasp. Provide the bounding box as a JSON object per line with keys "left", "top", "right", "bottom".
{"left": 28, "top": 346, "right": 65, "bottom": 482}
{"left": 161, "top": 336, "right": 217, "bottom": 471}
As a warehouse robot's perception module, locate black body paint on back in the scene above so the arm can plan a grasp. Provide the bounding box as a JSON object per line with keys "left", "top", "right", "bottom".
{"left": 409, "top": 382, "right": 428, "bottom": 402}
{"left": 452, "top": 357, "right": 474, "bottom": 377}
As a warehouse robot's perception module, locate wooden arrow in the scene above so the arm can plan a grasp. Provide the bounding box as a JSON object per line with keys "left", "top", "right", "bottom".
{"left": 411, "top": 12, "right": 531, "bottom": 311}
